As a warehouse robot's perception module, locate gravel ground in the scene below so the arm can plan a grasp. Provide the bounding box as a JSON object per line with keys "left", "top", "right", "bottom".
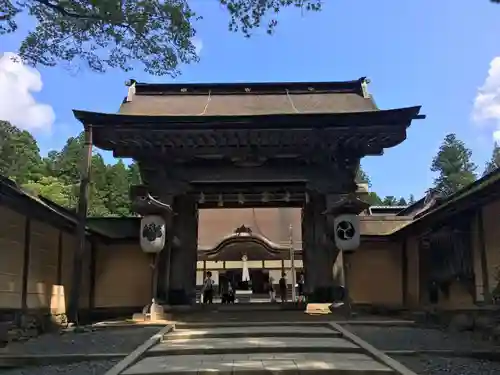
{"left": 394, "top": 355, "right": 500, "bottom": 375}
{"left": 3, "top": 359, "right": 121, "bottom": 375}
{"left": 345, "top": 325, "right": 500, "bottom": 374}
{"left": 2, "top": 326, "right": 161, "bottom": 375}
{"left": 4, "top": 326, "right": 160, "bottom": 355}
{"left": 344, "top": 324, "right": 499, "bottom": 351}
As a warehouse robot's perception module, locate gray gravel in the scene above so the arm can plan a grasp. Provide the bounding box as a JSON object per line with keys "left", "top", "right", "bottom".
{"left": 344, "top": 324, "right": 499, "bottom": 351}
{"left": 5, "top": 326, "right": 160, "bottom": 355}
{"left": 345, "top": 325, "right": 500, "bottom": 374}
{"left": 394, "top": 355, "right": 500, "bottom": 375}
{"left": 2, "top": 326, "right": 161, "bottom": 375}
{"left": 3, "top": 359, "right": 121, "bottom": 375}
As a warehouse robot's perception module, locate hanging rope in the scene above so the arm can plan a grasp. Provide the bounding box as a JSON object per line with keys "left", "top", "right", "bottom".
{"left": 285, "top": 89, "right": 301, "bottom": 113}
{"left": 149, "top": 90, "right": 212, "bottom": 116}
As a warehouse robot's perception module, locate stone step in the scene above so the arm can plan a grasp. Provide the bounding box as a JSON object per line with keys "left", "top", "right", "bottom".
{"left": 123, "top": 353, "right": 395, "bottom": 375}
{"left": 165, "top": 326, "right": 342, "bottom": 340}
{"left": 149, "top": 337, "right": 361, "bottom": 356}
{"left": 175, "top": 321, "right": 330, "bottom": 329}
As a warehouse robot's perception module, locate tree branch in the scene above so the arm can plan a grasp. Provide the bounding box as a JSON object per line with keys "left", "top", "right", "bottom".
{"left": 32, "top": 0, "right": 105, "bottom": 21}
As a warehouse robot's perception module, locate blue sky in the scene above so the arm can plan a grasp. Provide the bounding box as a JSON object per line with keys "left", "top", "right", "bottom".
{"left": 1, "top": 0, "right": 500, "bottom": 200}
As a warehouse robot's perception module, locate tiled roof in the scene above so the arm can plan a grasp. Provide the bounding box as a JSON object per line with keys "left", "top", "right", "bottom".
{"left": 119, "top": 78, "right": 378, "bottom": 116}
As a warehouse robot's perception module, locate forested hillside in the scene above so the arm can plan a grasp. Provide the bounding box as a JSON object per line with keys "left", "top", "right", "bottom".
{"left": 0, "top": 120, "right": 141, "bottom": 216}
{"left": 4, "top": 121, "right": 491, "bottom": 217}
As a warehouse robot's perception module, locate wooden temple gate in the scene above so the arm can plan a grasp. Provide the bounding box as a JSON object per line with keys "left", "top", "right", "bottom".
{"left": 71, "top": 78, "right": 423, "bottom": 310}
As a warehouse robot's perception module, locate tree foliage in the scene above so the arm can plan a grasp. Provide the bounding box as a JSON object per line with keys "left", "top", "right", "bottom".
{"left": 356, "top": 164, "right": 408, "bottom": 206}
{"left": 0, "top": 120, "right": 141, "bottom": 216}
{"left": 483, "top": 142, "right": 500, "bottom": 176}
{"left": 0, "top": 0, "right": 321, "bottom": 76}
{"left": 431, "top": 133, "right": 477, "bottom": 196}
{"left": 0, "top": 120, "right": 43, "bottom": 184}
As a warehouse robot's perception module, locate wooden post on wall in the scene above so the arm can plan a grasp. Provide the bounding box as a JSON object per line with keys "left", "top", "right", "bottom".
{"left": 67, "top": 124, "right": 93, "bottom": 324}
{"left": 477, "top": 209, "right": 491, "bottom": 304}
{"left": 401, "top": 239, "right": 408, "bottom": 306}
{"left": 21, "top": 218, "right": 31, "bottom": 315}
{"left": 89, "top": 241, "right": 97, "bottom": 312}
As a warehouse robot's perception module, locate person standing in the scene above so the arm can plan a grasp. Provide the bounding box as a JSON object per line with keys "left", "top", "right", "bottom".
{"left": 202, "top": 271, "right": 214, "bottom": 304}
{"left": 268, "top": 276, "right": 276, "bottom": 302}
{"left": 279, "top": 272, "right": 287, "bottom": 303}
{"left": 228, "top": 281, "right": 235, "bottom": 304}
{"left": 297, "top": 273, "right": 305, "bottom": 303}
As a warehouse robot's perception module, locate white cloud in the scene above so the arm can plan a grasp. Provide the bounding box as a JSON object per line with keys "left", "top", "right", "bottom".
{"left": 192, "top": 37, "right": 203, "bottom": 55}
{"left": 472, "top": 56, "right": 500, "bottom": 141}
{"left": 0, "top": 52, "right": 55, "bottom": 132}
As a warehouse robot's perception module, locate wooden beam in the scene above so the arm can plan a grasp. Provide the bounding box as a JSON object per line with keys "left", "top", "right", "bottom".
{"left": 477, "top": 208, "right": 491, "bottom": 303}
{"left": 67, "top": 124, "right": 93, "bottom": 324}
{"left": 142, "top": 161, "right": 351, "bottom": 191}
{"left": 21, "top": 218, "right": 31, "bottom": 313}
{"left": 56, "top": 231, "right": 63, "bottom": 285}
{"left": 401, "top": 239, "right": 408, "bottom": 306}
{"left": 89, "top": 241, "right": 97, "bottom": 311}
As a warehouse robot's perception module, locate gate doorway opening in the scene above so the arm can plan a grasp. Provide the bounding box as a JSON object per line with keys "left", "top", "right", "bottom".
{"left": 196, "top": 207, "right": 302, "bottom": 303}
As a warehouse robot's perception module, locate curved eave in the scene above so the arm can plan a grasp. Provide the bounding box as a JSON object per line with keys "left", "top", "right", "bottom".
{"left": 200, "top": 233, "right": 295, "bottom": 258}
{"left": 73, "top": 106, "right": 424, "bottom": 131}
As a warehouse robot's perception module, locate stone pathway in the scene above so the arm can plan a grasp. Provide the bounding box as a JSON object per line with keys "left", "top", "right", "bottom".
{"left": 107, "top": 321, "right": 418, "bottom": 375}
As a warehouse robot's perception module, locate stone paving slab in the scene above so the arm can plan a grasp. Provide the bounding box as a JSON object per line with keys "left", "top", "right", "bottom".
{"left": 123, "top": 353, "right": 394, "bottom": 374}
{"left": 151, "top": 337, "right": 359, "bottom": 354}
{"left": 166, "top": 326, "right": 340, "bottom": 339}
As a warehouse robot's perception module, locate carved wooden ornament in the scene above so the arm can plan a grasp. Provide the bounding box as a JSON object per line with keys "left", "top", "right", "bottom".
{"left": 140, "top": 215, "right": 166, "bottom": 253}
{"left": 333, "top": 214, "right": 360, "bottom": 251}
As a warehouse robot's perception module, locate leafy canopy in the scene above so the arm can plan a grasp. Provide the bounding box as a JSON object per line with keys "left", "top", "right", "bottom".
{"left": 431, "top": 133, "right": 477, "bottom": 196}
{"left": 0, "top": 0, "right": 321, "bottom": 76}
{"left": 483, "top": 142, "right": 500, "bottom": 176}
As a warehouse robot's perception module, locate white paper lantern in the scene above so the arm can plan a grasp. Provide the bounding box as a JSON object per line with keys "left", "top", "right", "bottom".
{"left": 333, "top": 214, "right": 360, "bottom": 251}
{"left": 140, "top": 215, "right": 166, "bottom": 253}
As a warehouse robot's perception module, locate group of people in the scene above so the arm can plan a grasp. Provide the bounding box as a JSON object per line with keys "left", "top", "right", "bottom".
{"left": 268, "top": 272, "right": 305, "bottom": 303}
{"left": 201, "top": 270, "right": 306, "bottom": 304}
{"left": 201, "top": 271, "right": 235, "bottom": 304}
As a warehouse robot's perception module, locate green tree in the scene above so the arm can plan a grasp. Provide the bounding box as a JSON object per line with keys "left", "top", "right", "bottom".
{"left": 41, "top": 150, "right": 59, "bottom": 177}
{"left": 88, "top": 153, "right": 111, "bottom": 216}
{"left": 365, "top": 192, "right": 382, "bottom": 206}
{"left": 105, "top": 159, "right": 131, "bottom": 216}
{"left": 1, "top": 0, "right": 321, "bottom": 76}
{"left": 22, "top": 176, "right": 74, "bottom": 207}
{"left": 381, "top": 196, "right": 398, "bottom": 206}
{"left": 431, "top": 133, "right": 477, "bottom": 196}
{"left": 483, "top": 142, "right": 500, "bottom": 176}
{"left": 128, "top": 161, "right": 142, "bottom": 186}
{"left": 355, "top": 164, "right": 383, "bottom": 205}
{"left": 408, "top": 194, "right": 416, "bottom": 205}
{"left": 0, "top": 120, "right": 43, "bottom": 184}
{"left": 397, "top": 197, "right": 407, "bottom": 206}
{"left": 51, "top": 133, "right": 85, "bottom": 185}
{"left": 355, "top": 165, "right": 371, "bottom": 186}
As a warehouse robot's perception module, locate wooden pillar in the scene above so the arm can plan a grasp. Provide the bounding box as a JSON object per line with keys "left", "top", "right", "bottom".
{"left": 401, "top": 239, "right": 408, "bottom": 306}
{"left": 89, "top": 241, "right": 97, "bottom": 312}
{"left": 68, "top": 124, "right": 92, "bottom": 323}
{"left": 168, "top": 195, "right": 198, "bottom": 305}
{"left": 302, "top": 192, "right": 335, "bottom": 302}
{"left": 406, "top": 235, "right": 420, "bottom": 307}
{"left": 56, "top": 231, "right": 63, "bottom": 285}
{"left": 477, "top": 208, "right": 491, "bottom": 303}
{"left": 21, "top": 218, "right": 31, "bottom": 313}
{"left": 154, "top": 195, "right": 174, "bottom": 304}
